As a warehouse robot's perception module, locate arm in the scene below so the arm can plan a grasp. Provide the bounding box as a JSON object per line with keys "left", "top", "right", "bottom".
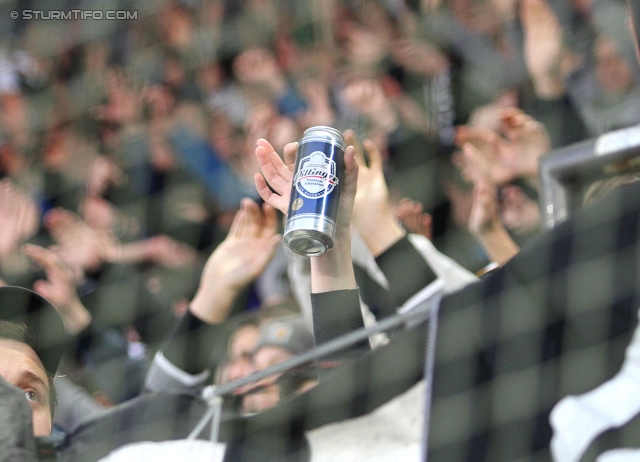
{"left": 23, "top": 244, "right": 132, "bottom": 362}
{"left": 462, "top": 143, "right": 520, "bottom": 266}
{"left": 106, "top": 235, "right": 197, "bottom": 269}
{"left": 346, "top": 131, "right": 438, "bottom": 310}
{"left": 469, "top": 183, "right": 520, "bottom": 266}
{"left": 254, "top": 137, "right": 369, "bottom": 354}
{"left": 521, "top": 0, "right": 566, "bottom": 99}
{"left": 146, "top": 199, "right": 281, "bottom": 391}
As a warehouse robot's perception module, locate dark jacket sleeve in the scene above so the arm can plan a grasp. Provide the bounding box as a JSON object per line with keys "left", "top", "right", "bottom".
{"left": 160, "top": 310, "right": 229, "bottom": 375}
{"left": 311, "top": 288, "right": 370, "bottom": 357}
{"left": 375, "top": 236, "right": 438, "bottom": 310}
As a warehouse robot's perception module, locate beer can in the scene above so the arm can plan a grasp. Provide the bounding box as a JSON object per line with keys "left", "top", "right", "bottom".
{"left": 283, "top": 126, "right": 346, "bottom": 256}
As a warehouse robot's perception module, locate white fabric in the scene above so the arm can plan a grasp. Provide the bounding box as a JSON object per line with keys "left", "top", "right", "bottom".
{"left": 406, "top": 234, "right": 478, "bottom": 293}
{"left": 350, "top": 231, "right": 390, "bottom": 289}
{"left": 98, "top": 440, "right": 226, "bottom": 461}
{"left": 150, "top": 352, "right": 210, "bottom": 388}
{"left": 307, "top": 381, "right": 425, "bottom": 462}
{"left": 550, "top": 309, "right": 640, "bottom": 462}
{"left": 596, "top": 449, "right": 640, "bottom": 462}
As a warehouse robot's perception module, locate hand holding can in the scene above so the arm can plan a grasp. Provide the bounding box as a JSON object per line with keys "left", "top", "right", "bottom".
{"left": 254, "top": 127, "right": 358, "bottom": 256}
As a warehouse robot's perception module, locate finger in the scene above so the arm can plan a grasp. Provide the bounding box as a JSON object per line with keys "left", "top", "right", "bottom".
{"left": 23, "top": 244, "right": 67, "bottom": 286}
{"left": 254, "top": 173, "right": 287, "bottom": 214}
{"left": 255, "top": 144, "right": 292, "bottom": 195}
{"left": 240, "top": 198, "right": 262, "bottom": 237}
{"left": 502, "top": 113, "right": 530, "bottom": 135}
{"left": 257, "top": 138, "right": 295, "bottom": 178}
{"left": 455, "top": 125, "right": 469, "bottom": 146}
{"left": 362, "top": 138, "right": 383, "bottom": 171}
{"left": 261, "top": 203, "right": 279, "bottom": 238}
{"left": 282, "top": 142, "right": 298, "bottom": 171}
{"left": 420, "top": 213, "right": 433, "bottom": 240}
{"left": 228, "top": 207, "right": 246, "bottom": 238}
{"left": 499, "top": 106, "right": 525, "bottom": 124}
{"left": 23, "top": 243, "right": 60, "bottom": 270}
{"left": 344, "top": 130, "right": 366, "bottom": 167}
{"left": 32, "top": 279, "right": 55, "bottom": 302}
{"left": 461, "top": 143, "right": 486, "bottom": 184}
{"left": 342, "top": 145, "right": 359, "bottom": 198}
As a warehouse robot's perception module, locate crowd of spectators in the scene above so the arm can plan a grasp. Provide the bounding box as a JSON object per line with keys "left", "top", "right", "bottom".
{"left": 1, "top": 0, "right": 640, "bottom": 460}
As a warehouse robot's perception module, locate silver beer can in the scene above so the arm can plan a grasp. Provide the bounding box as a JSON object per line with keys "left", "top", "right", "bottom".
{"left": 283, "top": 126, "right": 346, "bottom": 256}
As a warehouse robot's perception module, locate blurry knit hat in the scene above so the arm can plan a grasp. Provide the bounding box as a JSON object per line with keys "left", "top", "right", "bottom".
{"left": 0, "top": 286, "right": 66, "bottom": 376}
{"left": 255, "top": 316, "right": 315, "bottom": 355}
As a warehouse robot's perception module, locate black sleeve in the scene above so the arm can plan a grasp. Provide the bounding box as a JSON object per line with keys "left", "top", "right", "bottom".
{"left": 160, "top": 310, "right": 229, "bottom": 375}
{"left": 375, "top": 236, "right": 438, "bottom": 309}
{"left": 311, "top": 289, "right": 370, "bottom": 357}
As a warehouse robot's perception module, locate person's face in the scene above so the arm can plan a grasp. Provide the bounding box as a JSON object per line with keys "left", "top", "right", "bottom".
{"left": 0, "top": 339, "right": 52, "bottom": 436}
{"left": 223, "top": 325, "right": 260, "bottom": 385}
{"left": 242, "top": 346, "right": 295, "bottom": 413}
{"left": 595, "top": 36, "right": 634, "bottom": 94}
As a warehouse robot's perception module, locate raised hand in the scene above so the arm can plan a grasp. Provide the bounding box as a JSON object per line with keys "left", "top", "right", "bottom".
{"left": 521, "top": 0, "right": 565, "bottom": 98}
{"left": 392, "top": 198, "right": 433, "bottom": 241}
{"left": 499, "top": 107, "right": 550, "bottom": 181}
{"left": 390, "top": 38, "right": 449, "bottom": 77}
{"left": 455, "top": 125, "right": 515, "bottom": 186}
{"left": 110, "top": 235, "right": 198, "bottom": 268}
{"left": 346, "top": 130, "right": 405, "bottom": 257}
{"left": 462, "top": 143, "right": 501, "bottom": 236}
{"left": 23, "top": 244, "right": 92, "bottom": 335}
{"left": 461, "top": 144, "right": 520, "bottom": 266}
{"left": 189, "top": 198, "right": 281, "bottom": 323}
{"left": 342, "top": 78, "right": 399, "bottom": 134}
{"left": 253, "top": 138, "right": 298, "bottom": 214}
{"left": 344, "top": 24, "right": 389, "bottom": 68}
{"left": 45, "top": 208, "right": 117, "bottom": 274}
{"left": 348, "top": 130, "right": 390, "bottom": 226}
{"left": 254, "top": 133, "right": 358, "bottom": 293}
{"left": 0, "top": 179, "right": 39, "bottom": 257}
{"left": 298, "top": 79, "right": 336, "bottom": 128}
{"left": 500, "top": 184, "right": 542, "bottom": 236}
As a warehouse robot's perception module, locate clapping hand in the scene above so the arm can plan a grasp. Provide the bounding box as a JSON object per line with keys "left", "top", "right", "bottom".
{"left": 23, "top": 244, "right": 92, "bottom": 335}
{"left": 346, "top": 130, "right": 405, "bottom": 256}
{"left": 190, "top": 198, "right": 281, "bottom": 323}
{"left": 0, "top": 180, "right": 39, "bottom": 257}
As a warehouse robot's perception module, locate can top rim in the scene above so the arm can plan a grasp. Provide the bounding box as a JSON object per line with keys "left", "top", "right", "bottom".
{"left": 303, "top": 125, "right": 344, "bottom": 138}
{"left": 302, "top": 126, "right": 345, "bottom": 144}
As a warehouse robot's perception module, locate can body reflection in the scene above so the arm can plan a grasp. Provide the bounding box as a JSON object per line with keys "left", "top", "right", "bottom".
{"left": 283, "top": 126, "right": 346, "bottom": 256}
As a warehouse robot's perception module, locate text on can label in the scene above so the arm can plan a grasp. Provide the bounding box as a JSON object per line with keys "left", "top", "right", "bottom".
{"left": 294, "top": 151, "right": 339, "bottom": 199}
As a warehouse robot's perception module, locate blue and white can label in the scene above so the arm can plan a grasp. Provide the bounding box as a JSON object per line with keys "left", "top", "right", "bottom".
{"left": 284, "top": 127, "right": 346, "bottom": 256}
{"left": 294, "top": 150, "right": 340, "bottom": 199}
